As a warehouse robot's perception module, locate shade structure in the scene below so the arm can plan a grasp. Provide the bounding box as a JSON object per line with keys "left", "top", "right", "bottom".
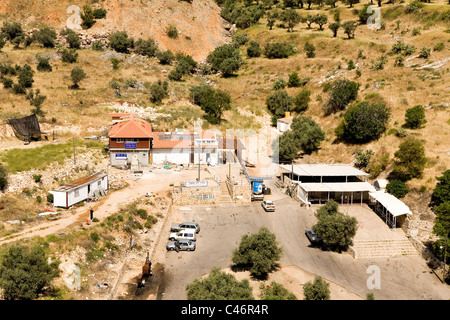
{"left": 369, "top": 191, "right": 412, "bottom": 217}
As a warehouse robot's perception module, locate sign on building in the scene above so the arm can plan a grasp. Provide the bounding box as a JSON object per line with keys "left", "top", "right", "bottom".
{"left": 185, "top": 181, "right": 208, "bottom": 188}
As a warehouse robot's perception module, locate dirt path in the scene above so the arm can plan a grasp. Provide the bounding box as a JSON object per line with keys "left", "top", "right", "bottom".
{"left": 0, "top": 168, "right": 200, "bottom": 245}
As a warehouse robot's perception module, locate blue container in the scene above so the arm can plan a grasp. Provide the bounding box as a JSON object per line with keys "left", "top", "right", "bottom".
{"left": 252, "top": 181, "right": 263, "bottom": 194}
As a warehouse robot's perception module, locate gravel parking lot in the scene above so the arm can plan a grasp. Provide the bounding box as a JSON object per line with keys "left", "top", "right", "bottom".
{"left": 153, "top": 188, "right": 450, "bottom": 300}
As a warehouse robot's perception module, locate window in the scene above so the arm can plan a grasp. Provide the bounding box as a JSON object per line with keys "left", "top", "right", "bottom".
{"left": 74, "top": 189, "right": 79, "bottom": 197}
{"left": 98, "top": 180, "right": 101, "bottom": 186}
{"left": 116, "top": 138, "right": 124, "bottom": 143}
{"left": 126, "top": 139, "right": 139, "bottom": 143}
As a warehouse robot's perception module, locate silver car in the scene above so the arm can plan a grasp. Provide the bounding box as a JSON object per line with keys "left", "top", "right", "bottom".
{"left": 170, "top": 222, "right": 200, "bottom": 233}
{"left": 166, "top": 239, "right": 196, "bottom": 252}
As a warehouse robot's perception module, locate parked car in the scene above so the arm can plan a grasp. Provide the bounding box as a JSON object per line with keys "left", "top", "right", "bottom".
{"left": 167, "top": 239, "right": 196, "bottom": 252}
{"left": 261, "top": 200, "right": 275, "bottom": 212}
{"left": 169, "top": 229, "right": 197, "bottom": 241}
{"left": 305, "top": 229, "right": 323, "bottom": 245}
{"left": 170, "top": 222, "right": 200, "bottom": 233}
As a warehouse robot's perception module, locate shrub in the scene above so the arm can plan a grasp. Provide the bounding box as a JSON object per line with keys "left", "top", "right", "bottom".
{"left": 91, "top": 40, "right": 104, "bottom": 51}
{"left": 418, "top": 46, "right": 431, "bottom": 59}
{"left": 273, "top": 78, "right": 286, "bottom": 90}
{"left": 36, "top": 55, "right": 52, "bottom": 72}
{"left": 90, "top": 232, "right": 100, "bottom": 242}
{"left": 93, "top": 8, "right": 107, "bottom": 19}
{"left": 61, "top": 48, "right": 78, "bottom": 63}
{"left": 166, "top": 25, "right": 178, "bottom": 39}
{"left": 260, "top": 281, "right": 297, "bottom": 300}
{"left": 36, "top": 27, "right": 57, "bottom": 48}
{"left": 303, "top": 276, "right": 330, "bottom": 300}
{"left": 1, "top": 77, "right": 13, "bottom": 88}
{"left": 1, "top": 22, "right": 24, "bottom": 48}
{"left": 18, "top": 64, "right": 34, "bottom": 88}
{"left": 80, "top": 5, "right": 96, "bottom": 29}
{"left": 149, "top": 80, "right": 169, "bottom": 104}
{"left": 186, "top": 267, "right": 254, "bottom": 300}
{"left": 405, "top": 105, "right": 426, "bottom": 129}
{"left": 0, "top": 164, "right": 7, "bottom": 192}
{"left": 233, "top": 33, "right": 248, "bottom": 46}
{"left": 354, "top": 149, "right": 374, "bottom": 169}
{"left": 323, "top": 79, "right": 360, "bottom": 115}
{"left": 60, "top": 28, "right": 80, "bottom": 49}
{"left": 304, "top": 41, "right": 315, "bottom": 58}
{"left": 109, "top": 31, "right": 134, "bottom": 53}
{"left": 293, "top": 89, "right": 311, "bottom": 113}
{"left": 46, "top": 194, "right": 53, "bottom": 203}
{"left": 247, "top": 41, "right": 261, "bottom": 58}
{"left": 386, "top": 180, "right": 408, "bottom": 198}
{"left": 134, "top": 38, "right": 158, "bottom": 57}
{"left": 0, "top": 245, "right": 59, "bottom": 300}
{"left": 264, "top": 42, "right": 296, "bottom": 59}
{"left": 110, "top": 58, "right": 121, "bottom": 70}
{"left": 434, "top": 42, "right": 445, "bottom": 51}
{"left": 287, "top": 72, "right": 301, "bottom": 87}
{"left": 12, "top": 83, "right": 26, "bottom": 95}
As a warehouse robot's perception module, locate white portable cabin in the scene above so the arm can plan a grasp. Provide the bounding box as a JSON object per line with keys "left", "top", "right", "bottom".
{"left": 50, "top": 171, "right": 108, "bottom": 208}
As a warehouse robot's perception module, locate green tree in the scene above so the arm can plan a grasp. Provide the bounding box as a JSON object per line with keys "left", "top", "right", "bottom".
{"left": 206, "top": 44, "right": 243, "bottom": 76}
{"left": 1, "top": 22, "right": 24, "bottom": 48}
{"left": 232, "top": 227, "right": 282, "bottom": 278}
{"left": 431, "top": 170, "right": 450, "bottom": 208}
{"left": 264, "top": 42, "right": 296, "bottom": 59}
{"left": 405, "top": 105, "right": 426, "bottom": 129}
{"left": 433, "top": 201, "right": 450, "bottom": 238}
{"left": 313, "top": 13, "right": 328, "bottom": 30}
{"left": 190, "top": 85, "right": 231, "bottom": 124}
{"left": 392, "top": 137, "right": 427, "bottom": 181}
{"left": 70, "top": 67, "right": 86, "bottom": 89}
{"left": 287, "top": 72, "right": 301, "bottom": 87}
{"left": 281, "top": 8, "right": 301, "bottom": 32}
{"left": 336, "top": 101, "right": 390, "bottom": 143}
{"left": 354, "top": 149, "right": 374, "bottom": 170}
{"left": 260, "top": 281, "right": 297, "bottom": 300}
{"left": 313, "top": 200, "right": 358, "bottom": 252}
{"left": 0, "top": 244, "right": 59, "bottom": 300}
{"left": 328, "top": 22, "right": 340, "bottom": 37}
{"left": 291, "top": 115, "right": 325, "bottom": 153}
{"left": 276, "top": 130, "right": 299, "bottom": 162}
{"left": 386, "top": 180, "right": 408, "bottom": 198}
{"left": 303, "top": 276, "right": 330, "bottom": 300}
{"left": 266, "top": 90, "right": 295, "bottom": 118}
{"left": 26, "top": 89, "right": 46, "bottom": 116}
{"left": 342, "top": 20, "right": 358, "bottom": 39}
{"left": 186, "top": 267, "right": 254, "bottom": 300}
{"left": 109, "top": 31, "right": 134, "bottom": 53}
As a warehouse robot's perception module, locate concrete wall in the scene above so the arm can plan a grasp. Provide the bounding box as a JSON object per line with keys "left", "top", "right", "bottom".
{"left": 110, "top": 150, "right": 149, "bottom": 167}
{"left": 172, "top": 181, "right": 222, "bottom": 205}
{"left": 226, "top": 177, "right": 251, "bottom": 203}
{"left": 152, "top": 148, "right": 191, "bottom": 164}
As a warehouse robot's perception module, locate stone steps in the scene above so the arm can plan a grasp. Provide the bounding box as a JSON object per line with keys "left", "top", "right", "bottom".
{"left": 350, "top": 239, "right": 419, "bottom": 259}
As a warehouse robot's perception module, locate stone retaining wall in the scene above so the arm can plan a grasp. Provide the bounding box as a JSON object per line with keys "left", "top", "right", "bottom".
{"left": 172, "top": 182, "right": 222, "bottom": 205}
{"left": 226, "top": 177, "right": 251, "bottom": 203}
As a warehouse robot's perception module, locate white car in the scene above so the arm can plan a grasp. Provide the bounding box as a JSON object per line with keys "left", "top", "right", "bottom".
{"left": 261, "top": 200, "right": 275, "bottom": 212}
{"left": 169, "top": 229, "right": 197, "bottom": 241}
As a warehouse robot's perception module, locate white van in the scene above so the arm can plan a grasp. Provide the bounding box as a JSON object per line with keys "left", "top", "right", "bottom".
{"left": 169, "top": 229, "right": 197, "bottom": 241}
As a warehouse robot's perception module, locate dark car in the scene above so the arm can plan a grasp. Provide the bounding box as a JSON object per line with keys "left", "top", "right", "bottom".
{"left": 305, "top": 229, "right": 323, "bottom": 245}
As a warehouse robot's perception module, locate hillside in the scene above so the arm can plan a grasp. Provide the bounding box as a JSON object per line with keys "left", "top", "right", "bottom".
{"left": 0, "top": 0, "right": 447, "bottom": 234}
{"left": 0, "top": 0, "right": 234, "bottom": 61}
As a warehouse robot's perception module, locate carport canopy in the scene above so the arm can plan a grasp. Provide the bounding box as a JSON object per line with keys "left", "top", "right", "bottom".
{"left": 369, "top": 191, "right": 412, "bottom": 217}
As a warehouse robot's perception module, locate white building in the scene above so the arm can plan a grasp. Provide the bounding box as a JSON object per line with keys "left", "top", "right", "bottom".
{"left": 277, "top": 116, "right": 294, "bottom": 132}
{"left": 50, "top": 171, "right": 108, "bottom": 208}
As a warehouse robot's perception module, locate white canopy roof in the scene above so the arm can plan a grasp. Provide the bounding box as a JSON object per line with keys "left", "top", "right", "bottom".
{"left": 369, "top": 191, "right": 413, "bottom": 217}
{"left": 280, "top": 164, "right": 368, "bottom": 177}
{"left": 298, "top": 182, "right": 376, "bottom": 193}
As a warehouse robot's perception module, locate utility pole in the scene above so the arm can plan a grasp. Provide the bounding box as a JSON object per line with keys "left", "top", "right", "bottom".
{"left": 73, "top": 137, "right": 76, "bottom": 166}
{"left": 197, "top": 139, "right": 201, "bottom": 181}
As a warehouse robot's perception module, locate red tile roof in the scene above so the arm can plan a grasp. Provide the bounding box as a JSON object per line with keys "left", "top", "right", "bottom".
{"left": 108, "top": 115, "right": 153, "bottom": 138}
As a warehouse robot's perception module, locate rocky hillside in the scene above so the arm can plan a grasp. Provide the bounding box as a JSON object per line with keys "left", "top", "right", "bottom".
{"left": 0, "top": 0, "right": 235, "bottom": 61}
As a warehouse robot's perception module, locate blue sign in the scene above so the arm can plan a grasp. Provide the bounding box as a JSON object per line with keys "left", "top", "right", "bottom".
{"left": 115, "top": 153, "right": 127, "bottom": 160}
{"left": 124, "top": 143, "right": 136, "bottom": 149}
